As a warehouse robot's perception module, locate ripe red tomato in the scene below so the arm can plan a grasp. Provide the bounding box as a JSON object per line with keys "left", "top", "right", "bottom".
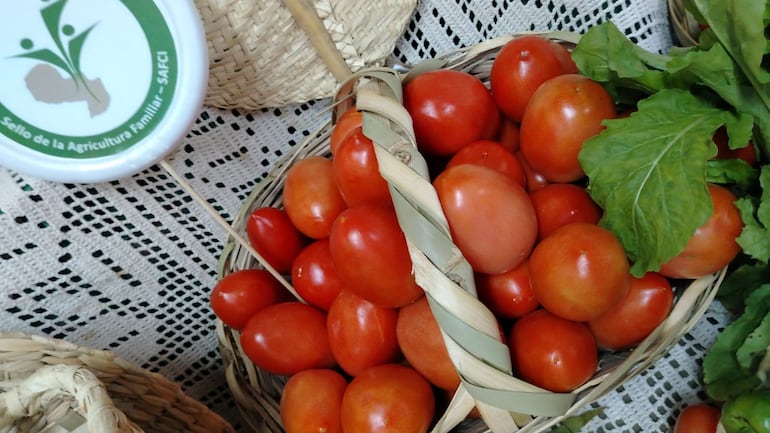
{"left": 475, "top": 260, "right": 539, "bottom": 320}
{"left": 280, "top": 369, "right": 348, "bottom": 433}
{"left": 291, "top": 239, "right": 344, "bottom": 310}
{"left": 433, "top": 164, "right": 538, "bottom": 274}
{"left": 529, "top": 222, "right": 630, "bottom": 322}
{"left": 445, "top": 140, "right": 526, "bottom": 187}
{"left": 519, "top": 74, "right": 617, "bottom": 183}
{"left": 659, "top": 184, "right": 742, "bottom": 279}
{"left": 329, "top": 205, "right": 423, "bottom": 308}
{"left": 497, "top": 117, "right": 521, "bottom": 152}
{"left": 332, "top": 129, "right": 392, "bottom": 208}
{"left": 283, "top": 156, "right": 347, "bottom": 239}
{"left": 210, "top": 269, "right": 283, "bottom": 331}
{"left": 509, "top": 309, "right": 598, "bottom": 392}
{"left": 713, "top": 125, "right": 757, "bottom": 166}
{"left": 490, "top": 35, "right": 576, "bottom": 122}
{"left": 327, "top": 290, "right": 401, "bottom": 376}
{"left": 396, "top": 295, "right": 460, "bottom": 391}
{"left": 673, "top": 404, "right": 721, "bottom": 433}
{"left": 515, "top": 150, "right": 549, "bottom": 192}
{"left": 588, "top": 272, "right": 674, "bottom": 351}
{"left": 240, "top": 302, "right": 336, "bottom": 375}
{"left": 528, "top": 183, "right": 602, "bottom": 240}
{"left": 330, "top": 107, "right": 363, "bottom": 155}
{"left": 245, "top": 206, "right": 305, "bottom": 274}
{"left": 341, "top": 364, "right": 435, "bottom": 433}
{"left": 403, "top": 69, "right": 500, "bottom": 157}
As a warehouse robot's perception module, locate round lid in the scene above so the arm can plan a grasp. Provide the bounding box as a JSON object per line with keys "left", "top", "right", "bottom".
{"left": 0, "top": 0, "right": 209, "bottom": 183}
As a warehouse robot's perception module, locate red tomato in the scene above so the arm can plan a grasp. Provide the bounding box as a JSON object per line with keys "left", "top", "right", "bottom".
{"left": 341, "top": 364, "right": 435, "bottom": 433}
{"left": 433, "top": 164, "right": 538, "bottom": 274}
{"left": 291, "top": 239, "right": 344, "bottom": 310}
{"left": 210, "top": 269, "right": 283, "bottom": 331}
{"left": 280, "top": 369, "right": 347, "bottom": 433}
{"left": 490, "top": 35, "right": 576, "bottom": 122}
{"left": 245, "top": 207, "right": 305, "bottom": 274}
{"left": 497, "top": 117, "right": 520, "bottom": 152}
{"left": 659, "top": 184, "right": 742, "bottom": 279}
{"left": 529, "top": 222, "right": 630, "bottom": 322}
{"left": 515, "top": 150, "right": 549, "bottom": 192}
{"left": 588, "top": 272, "right": 674, "bottom": 351}
{"left": 329, "top": 205, "right": 423, "bottom": 308}
{"left": 445, "top": 140, "right": 526, "bottom": 187}
{"left": 330, "top": 107, "right": 363, "bottom": 155}
{"left": 519, "top": 74, "right": 617, "bottom": 183}
{"left": 240, "top": 302, "right": 336, "bottom": 375}
{"left": 332, "top": 129, "right": 392, "bottom": 208}
{"left": 673, "top": 404, "right": 721, "bottom": 433}
{"left": 476, "top": 260, "right": 539, "bottom": 320}
{"left": 509, "top": 309, "right": 598, "bottom": 392}
{"left": 283, "top": 156, "right": 347, "bottom": 239}
{"left": 403, "top": 69, "right": 500, "bottom": 157}
{"left": 713, "top": 125, "right": 757, "bottom": 166}
{"left": 528, "top": 183, "right": 602, "bottom": 240}
{"left": 396, "top": 295, "right": 460, "bottom": 391}
{"left": 327, "top": 290, "right": 401, "bottom": 376}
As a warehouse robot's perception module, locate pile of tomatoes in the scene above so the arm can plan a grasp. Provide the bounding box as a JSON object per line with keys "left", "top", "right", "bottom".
{"left": 210, "top": 34, "right": 744, "bottom": 433}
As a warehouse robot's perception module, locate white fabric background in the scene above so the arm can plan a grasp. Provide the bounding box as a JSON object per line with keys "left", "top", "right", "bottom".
{"left": 0, "top": 1, "right": 731, "bottom": 432}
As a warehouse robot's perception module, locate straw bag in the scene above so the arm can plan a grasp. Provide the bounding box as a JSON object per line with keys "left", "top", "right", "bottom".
{"left": 216, "top": 31, "right": 727, "bottom": 433}
{"left": 0, "top": 333, "right": 235, "bottom": 433}
{"left": 196, "top": 0, "right": 417, "bottom": 110}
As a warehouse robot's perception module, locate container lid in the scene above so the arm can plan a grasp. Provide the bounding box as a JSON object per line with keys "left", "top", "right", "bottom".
{"left": 0, "top": 0, "right": 209, "bottom": 183}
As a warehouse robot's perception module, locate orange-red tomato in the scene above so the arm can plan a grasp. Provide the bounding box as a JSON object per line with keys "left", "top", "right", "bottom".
{"left": 396, "top": 295, "right": 460, "bottom": 391}
{"left": 332, "top": 129, "right": 392, "bottom": 208}
{"left": 210, "top": 269, "right": 283, "bottom": 331}
{"left": 327, "top": 290, "right": 401, "bottom": 376}
{"left": 445, "top": 140, "right": 526, "bottom": 187}
{"left": 515, "top": 150, "right": 549, "bottom": 193}
{"left": 497, "top": 117, "right": 521, "bottom": 153}
{"left": 659, "top": 184, "right": 743, "bottom": 279}
{"left": 283, "top": 156, "right": 347, "bottom": 239}
{"left": 330, "top": 107, "right": 363, "bottom": 155}
{"left": 528, "top": 183, "right": 602, "bottom": 240}
{"left": 476, "top": 260, "right": 539, "bottom": 320}
{"left": 509, "top": 309, "right": 598, "bottom": 392}
{"left": 280, "top": 369, "right": 348, "bottom": 433}
{"left": 341, "top": 364, "right": 436, "bottom": 433}
{"left": 433, "top": 164, "right": 538, "bottom": 274}
{"left": 588, "top": 272, "right": 674, "bottom": 351}
{"left": 245, "top": 206, "right": 306, "bottom": 274}
{"left": 673, "top": 404, "right": 721, "bottom": 433}
{"left": 529, "top": 222, "right": 630, "bottom": 322}
{"left": 291, "top": 239, "right": 343, "bottom": 310}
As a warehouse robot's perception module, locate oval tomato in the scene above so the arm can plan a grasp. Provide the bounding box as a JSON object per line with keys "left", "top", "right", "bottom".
{"left": 396, "top": 295, "right": 460, "bottom": 391}
{"left": 529, "top": 222, "right": 629, "bottom": 322}
{"left": 327, "top": 290, "right": 401, "bottom": 376}
{"left": 659, "top": 184, "right": 743, "bottom": 279}
{"left": 433, "top": 164, "right": 538, "bottom": 274}
{"left": 509, "top": 309, "right": 598, "bottom": 392}
{"left": 210, "top": 269, "right": 283, "bottom": 331}
{"left": 673, "top": 404, "right": 721, "bottom": 433}
{"left": 341, "top": 363, "right": 435, "bottom": 433}
{"left": 497, "top": 116, "right": 520, "bottom": 153}
{"left": 245, "top": 206, "right": 305, "bottom": 274}
{"left": 329, "top": 205, "right": 423, "bottom": 308}
{"left": 240, "top": 302, "right": 336, "bottom": 375}
{"left": 519, "top": 73, "right": 617, "bottom": 183}
{"left": 445, "top": 140, "right": 526, "bottom": 187}
{"left": 283, "top": 156, "right": 347, "bottom": 239}
{"left": 280, "top": 369, "right": 348, "bottom": 433}
{"left": 331, "top": 107, "right": 363, "bottom": 155}
{"left": 332, "top": 129, "right": 392, "bottom": 208}
{"left": 528, "top": 183, "right": 602, "bottom": 240}
{"left": 490, "top": 35, "right": 576, "bottom": 122}
{"left": 291, "top": 239, "right": 344, "bottom": 310}
{"left": 588, "top": 272, "right": 674, "bottom": 351}
{"left": 476, "top": 260, "right": 539, "bottom": 320}
{"left": 515, "top": 150, "right": 549, "bottom": 192}
{"left": 404, "top": 69, "right": 500, "bottom": 157}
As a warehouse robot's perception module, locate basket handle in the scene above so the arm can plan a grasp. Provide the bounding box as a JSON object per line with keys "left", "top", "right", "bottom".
{"left": 0, "top": 364, "right": 140, "bottom": 433}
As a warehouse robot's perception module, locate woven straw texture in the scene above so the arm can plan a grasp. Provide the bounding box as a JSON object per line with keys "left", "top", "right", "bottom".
{"left": 0, "top": 333, "right": 235, "bottom": 433}
{"left": 196, "top": 0, "right": 417, "bottom": 110}
{"left": 668, "top": 0, "right": 700, "bottom": 46}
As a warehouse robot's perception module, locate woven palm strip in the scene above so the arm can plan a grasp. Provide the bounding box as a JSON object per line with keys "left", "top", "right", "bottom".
{"left": 0, "top": 333, "right": 235, "bottom": 433}
{"left": 196, "top": 0, "right": 417, "bottom": 110}
{"left": 668, "top": 0, "right": 700, "bottom": 46}
{"left": 216, "top": 33, "right": 727, "bottom": 433}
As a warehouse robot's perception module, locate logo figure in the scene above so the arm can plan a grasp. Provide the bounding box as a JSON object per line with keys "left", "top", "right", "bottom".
{"left": 14, "top": 0, "right": 110, "bottom": 117}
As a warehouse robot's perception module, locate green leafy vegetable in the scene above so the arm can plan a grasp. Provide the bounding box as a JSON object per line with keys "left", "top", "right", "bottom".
{"left": 735, "top": 166, "right": 770, "bottom": 263}
{"left": 547, "top": 407, "right": 603, "bottom": 433}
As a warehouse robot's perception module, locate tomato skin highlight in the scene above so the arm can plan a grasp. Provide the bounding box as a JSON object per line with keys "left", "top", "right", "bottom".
{"left": 445, "top": 139, "right": 526, "bottom": 187}
{"left": 280, "top": 369, "right": 347, "bottom": 433}
{"left": 291, "top": 239, "right": 344, "bottom": 310}
{"left": 283, "top": 156, "right": 347, "bottom": 239}
{"left": 245, "top": 207, "right": 305, "bottom": 274}
{"left": 332, "top": 129, "right": 392, "bottom": 208}
{"left": 673, "top": 404, "right": 721, "bottom": 433}
{"left": 330, "top": 107, "right": 363, "bottom": 155}
{"left": 210, "top": 269, "right": 283, "bottom": 331}
{"left": 475, "top": 260, "right": 539, "bottom": 319}
{"left": 528, "top": 183, "right": 602, "bottom": 240}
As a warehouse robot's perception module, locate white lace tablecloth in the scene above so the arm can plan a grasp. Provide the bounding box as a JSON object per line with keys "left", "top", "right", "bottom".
{"left": 0, "top": 1, "right": 731, "bottom": 432}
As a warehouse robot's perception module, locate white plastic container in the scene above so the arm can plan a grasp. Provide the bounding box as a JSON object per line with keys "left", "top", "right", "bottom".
{"left": 0, "top": 0, "right": 209, "bottom": 183}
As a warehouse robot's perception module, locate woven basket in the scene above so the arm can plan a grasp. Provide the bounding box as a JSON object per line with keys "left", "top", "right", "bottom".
{"left": 0, "top": 333, "right": 235, "bottom": 433}
{"left": 195, "top": 0, "right": 417, "bottom": 110}
{"left": 216, "top": 33, "right": 727, "bottom": 433}
{"left": 668, "top": 0, "right": 700, "bottom": 47}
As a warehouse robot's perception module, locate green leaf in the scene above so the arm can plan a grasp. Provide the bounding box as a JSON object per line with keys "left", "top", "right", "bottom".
{"left": 579, "top": 89, "right": 728, "bottom": 276}
{"left": 717, "top": 262, "right": 770, "bottom": 314}
{"left": 547, "top": 407, "right": 603, "bottom": 433}
{"left": 706, "top": 158, "right": 757, "bottom": 190}
{"left": 737, "top": 311, "right": 770, "bottom": 372}
{"left": 736, "top": 166, "right": 770, "bottom": 263}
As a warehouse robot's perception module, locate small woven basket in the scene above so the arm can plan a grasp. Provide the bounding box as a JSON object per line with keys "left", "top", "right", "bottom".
{"left": 216, "top": 33, "right": 726, "bottom": 433}
{"left": 0, "top": 332, "right": 235, "bottom": 433}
